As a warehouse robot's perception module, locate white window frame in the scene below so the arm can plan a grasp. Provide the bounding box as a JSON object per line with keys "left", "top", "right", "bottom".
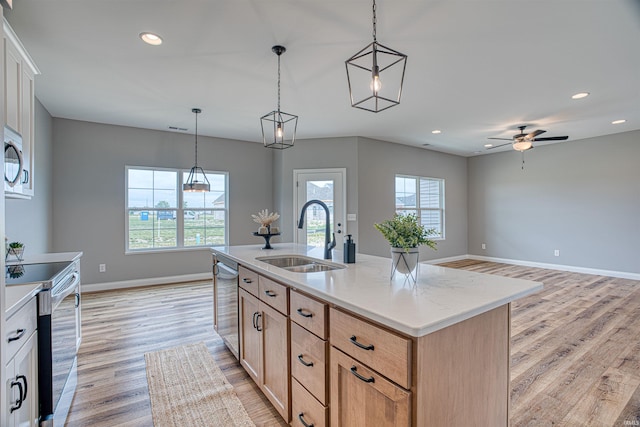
{"left": 125, "top": 165, "right": 229, "bottom": 253}
{"left": 395, "top": 174, "right": 445, "bottom": 240}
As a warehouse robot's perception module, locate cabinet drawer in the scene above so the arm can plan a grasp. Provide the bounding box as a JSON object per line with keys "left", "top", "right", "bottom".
{"left": 291, "top": 378, "right": 328, "bottom": 427}
{"left": 291, "top": 321, "right": 328, "bottom": 405}
{"left": 6, "top": 297, "right": 37, "bottom": 361}
{"left": 330, "top": 308, "right": 411, "bottom": 389}
{"left": 290, "top": 290, "right": 327, "bottom": 339}
{"left": 258, "top": 275, "right": 288, "bottom": 315}
{"left": 238, "top": 266, "right": 259, "bottom": 297}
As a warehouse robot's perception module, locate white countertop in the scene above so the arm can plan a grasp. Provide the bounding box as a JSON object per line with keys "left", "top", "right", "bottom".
{"left": 5, "top": 283, "right": 42, "bottom": 318}
{"left": 212, "top": 243, "right": 543, "bottom": 337}
{"left": 6, "top": 251, "right": 83, "bottom": 265}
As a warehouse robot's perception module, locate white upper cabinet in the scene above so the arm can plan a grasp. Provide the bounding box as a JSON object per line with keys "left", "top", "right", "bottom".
{"left": 3, "top": 18, "right": 39, "bottom": 198}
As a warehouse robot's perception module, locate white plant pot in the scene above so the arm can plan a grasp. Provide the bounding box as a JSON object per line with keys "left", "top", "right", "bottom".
{"left": 391, "top": 247, "right": 419, "bottom": 275}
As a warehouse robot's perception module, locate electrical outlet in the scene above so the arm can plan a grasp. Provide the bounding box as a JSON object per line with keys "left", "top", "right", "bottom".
{"left": 99, "top": 264, "right": 106, "bottom": 272}
{"left": 481, "top": 243, "right": 486, "bottom": 250}
{"left": 554, "top": 250, "right": 560, "bottom": 257}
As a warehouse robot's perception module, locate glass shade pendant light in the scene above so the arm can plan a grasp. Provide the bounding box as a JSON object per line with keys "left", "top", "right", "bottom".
{"left": 346, "top": 0, "right": 407, "bottom": 113}
{"left": 261, "top": 45, "right": 298, "bottom": 149}
{"left": 183, "top": 108, "right": 210, "bottom": 192}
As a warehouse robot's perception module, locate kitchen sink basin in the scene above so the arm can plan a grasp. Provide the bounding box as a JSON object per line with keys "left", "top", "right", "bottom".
{"left": 256, "top": 255, "right": 346, "bottom": 273}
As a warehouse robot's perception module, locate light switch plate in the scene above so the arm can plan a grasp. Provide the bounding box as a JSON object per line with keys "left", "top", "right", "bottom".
{"left": 347, "top": 214, "right": 357, "bottom": 221}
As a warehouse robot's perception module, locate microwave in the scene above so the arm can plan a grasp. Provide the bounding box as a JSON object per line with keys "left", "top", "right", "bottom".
{"left": 4, "top": 125, "right": 26, "bottom": 194}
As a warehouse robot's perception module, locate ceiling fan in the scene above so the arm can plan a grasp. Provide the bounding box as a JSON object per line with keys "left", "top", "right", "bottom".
{"left": 486, "top": 125, "right": 569, "bottom": 152}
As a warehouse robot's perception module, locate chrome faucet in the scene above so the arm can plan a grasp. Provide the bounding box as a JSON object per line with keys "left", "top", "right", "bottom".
{"left": 298, "top": 199, "right": 336, "bottom": 260}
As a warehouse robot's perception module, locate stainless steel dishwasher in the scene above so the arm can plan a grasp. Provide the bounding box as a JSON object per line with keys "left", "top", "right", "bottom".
{"left": 213, "top": 253, "right": 239, "bottom": 359}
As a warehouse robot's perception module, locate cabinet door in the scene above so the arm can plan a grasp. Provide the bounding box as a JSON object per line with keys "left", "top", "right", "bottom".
{"left": 20, "top": 65, "right": 35, "bottom": 196}
{"left": 330, "top": 347, "right": 411, "bottom": 427}
{"left": 5, "top": 332, "right": 39, "bottom": 427}
{"left": 4, "top": 37, "right": 21, "bottom": 132}
{"left": 239, "top": 288, "right": 261, "bottom": 385}
{"left": 260, "top": 302, "right": 290, "bottom": 421}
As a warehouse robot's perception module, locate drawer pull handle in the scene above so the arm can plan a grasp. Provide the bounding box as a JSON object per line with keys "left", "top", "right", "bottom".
{"left": 264, "top": 290, "right": 277, "bottom": 298}
{"left": 8, "top": 328, "right": 26, "bottom": 343}
{"left": 298, "top": 413, "right": 315, "bottom": 427}
{"left": 297, "top": 354, "right": 314, "bottom": 367}
{"left": 350, "top": 335, "right": 374, "bottom": 351}
{"left": 350, "top": 366, "right": 375, "bottom": 383}
{"left": 296, "top": 308, "right": 313, "bottom": 318}
{"left": 242, "top": 278, "right": 253, "bottom": 283}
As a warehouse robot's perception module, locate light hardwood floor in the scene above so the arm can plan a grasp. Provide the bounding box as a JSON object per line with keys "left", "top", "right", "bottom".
{"left": 66, "top": 262, "right": 640, "bottom": 426}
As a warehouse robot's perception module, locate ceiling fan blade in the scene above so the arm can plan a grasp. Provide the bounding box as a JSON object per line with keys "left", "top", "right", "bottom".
{"left": 487, "top": 137, "right": 512, "bottom": 141}
{"left": 532, "top": 136, "right": 569, "bottom": 141}
{"left": 527, "top": 129, "right": 546, "bottom": 138}
{"left": 486, "top": 142, "right": 512, "bottom": 149}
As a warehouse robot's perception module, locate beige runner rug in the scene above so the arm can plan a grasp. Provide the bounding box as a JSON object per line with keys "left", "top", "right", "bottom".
{"left": 145, "top": 342, "right": 255, "bottom": 427}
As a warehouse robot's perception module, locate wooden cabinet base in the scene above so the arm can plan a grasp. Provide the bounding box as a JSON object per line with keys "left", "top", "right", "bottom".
{"left": 330, "top": 346, "right": 411, "bottom": 427}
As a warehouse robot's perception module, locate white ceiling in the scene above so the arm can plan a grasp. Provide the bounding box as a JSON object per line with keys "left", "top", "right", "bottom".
{"left": 5, "top": 0, "right": 640, "bottom": 156}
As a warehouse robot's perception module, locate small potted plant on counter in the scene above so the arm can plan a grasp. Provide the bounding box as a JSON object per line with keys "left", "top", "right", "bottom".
{"left": 375, "top": 213, "right": 437, "bottom": 281}
{"left": 7, "top": 241, "right": 25, "bottom": 261}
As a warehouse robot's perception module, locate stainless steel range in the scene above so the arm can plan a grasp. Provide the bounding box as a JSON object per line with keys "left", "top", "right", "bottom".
{"left": 6, "top": 260, "right": 82, "bottom": 426}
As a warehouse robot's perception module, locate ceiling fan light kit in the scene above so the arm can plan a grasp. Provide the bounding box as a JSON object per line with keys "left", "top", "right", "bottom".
{"left": 345, "top": 0, "right": 407, "bottom": 113}
{"left": 260, "top": 45, "right": 298, "bottom": 149}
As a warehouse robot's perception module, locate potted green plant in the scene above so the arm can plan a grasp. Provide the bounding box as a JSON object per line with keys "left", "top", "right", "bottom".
{"left": 374, "top": 214, "right": 437, "bottom": 276}
{"left": 7, "top": 241, "right": 25, "bottom": 261}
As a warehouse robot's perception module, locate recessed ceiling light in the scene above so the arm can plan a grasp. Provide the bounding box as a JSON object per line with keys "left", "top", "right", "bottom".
{"left": 431, "top": 129, "right": 442, "bottom": 134}
{"left": 484, "top": 143, "right": 493, "bottom": 148}
{"left": 611, "top": 119, "right": 626, "bottom": 125}
{"left": 571, "top": 92, "right": 589, "bottom": 99}
{"left": 140, "top": 32, "right": 163, "bottom": 46}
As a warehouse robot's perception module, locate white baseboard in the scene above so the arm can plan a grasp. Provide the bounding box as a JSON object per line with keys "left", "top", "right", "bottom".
{"left": 462, "top": 254, "right": 640, "bottom": 281}
{"left": 422, "top": 254, "right": 470, "bottom": 265}
{"left": 83, "top": 272, "right": 211, "bottom": 293}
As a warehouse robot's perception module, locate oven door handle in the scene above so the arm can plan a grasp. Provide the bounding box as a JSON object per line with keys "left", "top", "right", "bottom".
{"left": 51, "top": 272, "right": 80, "bottom": 309}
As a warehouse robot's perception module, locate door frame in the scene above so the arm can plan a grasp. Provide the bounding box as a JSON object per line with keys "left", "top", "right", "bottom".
{"left": 293, "top": 168, "right": 347, "bottom": 244}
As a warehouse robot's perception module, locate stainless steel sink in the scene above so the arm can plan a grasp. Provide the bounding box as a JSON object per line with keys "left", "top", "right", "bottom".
{"left": 256, "top": 255, "right": 346, "bottom": 273}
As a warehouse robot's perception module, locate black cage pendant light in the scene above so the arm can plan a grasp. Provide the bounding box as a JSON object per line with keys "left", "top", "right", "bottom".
{"left": 346, "top": 0, "right": 407, "bottom": 113}
{"left": 183, "top": 108, "right": 210, "bottom": 192}
{"left": 261, "top": 45, "right": 298, "bottom": 149}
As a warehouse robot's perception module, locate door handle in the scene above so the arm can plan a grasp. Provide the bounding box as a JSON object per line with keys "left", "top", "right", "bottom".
{"left": 252, "top": 312, "right": 258, "bottom": 329}
{"left": 9, "top": 378, "right": 24, "bottom": 413}
{"left": 255, "top": 313, "right": 262, "bottom": 332}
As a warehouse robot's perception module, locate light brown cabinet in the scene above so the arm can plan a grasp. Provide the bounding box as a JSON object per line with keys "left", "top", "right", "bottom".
{"left": 238, "top": 272, "right": 290, "bottom": 422}
{"left": 330, "top": 346, "right": 411, "bottom": 427}
{"left": 289, "top": 290, "right": 329, "bottom": 427}
{"left": 233, "top": 263, "right": 511, "bottom": 427}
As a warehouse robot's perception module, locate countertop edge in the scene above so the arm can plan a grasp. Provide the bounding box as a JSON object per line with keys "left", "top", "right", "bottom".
{"left": 212, "top": 245, "right": 543, "bottom": 338}
{"left": 6, "top": 283, "right": 42, "bottom": 318}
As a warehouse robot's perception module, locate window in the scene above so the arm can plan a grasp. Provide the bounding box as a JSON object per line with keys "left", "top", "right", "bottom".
{"left": 126, "top": 166, "right": 228, "bottom": 251}
{"left": 395, "top": 175, "right": 445, "bottom": 239}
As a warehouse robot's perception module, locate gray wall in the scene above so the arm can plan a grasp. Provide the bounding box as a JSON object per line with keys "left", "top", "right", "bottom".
{"left": 52, "top": 119, "right": 273, "bottom": 285}
{"left": 357, "top": 137, "right": 468, "bottom": 260}
{"left": 273, "top": 137, "right": 359, "bottom": 243}
{"left": 5, "top": 98, "right": 53, "bottom": 253}
{"left": 467, "top": 130, "right": 640, "bottom": 274}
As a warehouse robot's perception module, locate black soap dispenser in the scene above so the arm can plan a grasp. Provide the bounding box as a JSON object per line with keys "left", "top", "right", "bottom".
{"left": 344, "top": 234, "right": 356, "bottom": 263}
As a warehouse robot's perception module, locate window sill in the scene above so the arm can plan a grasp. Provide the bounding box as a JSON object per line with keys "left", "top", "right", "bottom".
{"left": 125, "top": 246, "right": 223, "bottom": 255}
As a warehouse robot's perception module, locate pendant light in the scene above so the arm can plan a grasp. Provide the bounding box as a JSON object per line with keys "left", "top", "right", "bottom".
{"left": 183, "top": 108, "right": 210, "bottom": 192}
{"left": 261, "top": 45, "right": 298, "bottom": 149}
{"left": 346, "top": 0, "right": 407, "bottom": 113}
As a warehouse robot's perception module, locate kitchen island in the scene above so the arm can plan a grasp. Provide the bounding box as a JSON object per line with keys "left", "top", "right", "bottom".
{"left": 212, "top": 243, "right": 542, "bottom": 427}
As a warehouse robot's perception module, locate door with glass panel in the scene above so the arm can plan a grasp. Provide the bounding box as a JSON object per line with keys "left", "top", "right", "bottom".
{"left": 294, "top": 169, "right": 346, "bottom": 250}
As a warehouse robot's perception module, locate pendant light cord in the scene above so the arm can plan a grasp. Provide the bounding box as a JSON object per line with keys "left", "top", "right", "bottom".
{"left": 194, "top": 110, "right": 199, "bottom": 168}
{"left": 277, "top": 53, "right": 281, "bottom": 113}
{"left": 372, "top": 0, "right": 377, "bottom": 42}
